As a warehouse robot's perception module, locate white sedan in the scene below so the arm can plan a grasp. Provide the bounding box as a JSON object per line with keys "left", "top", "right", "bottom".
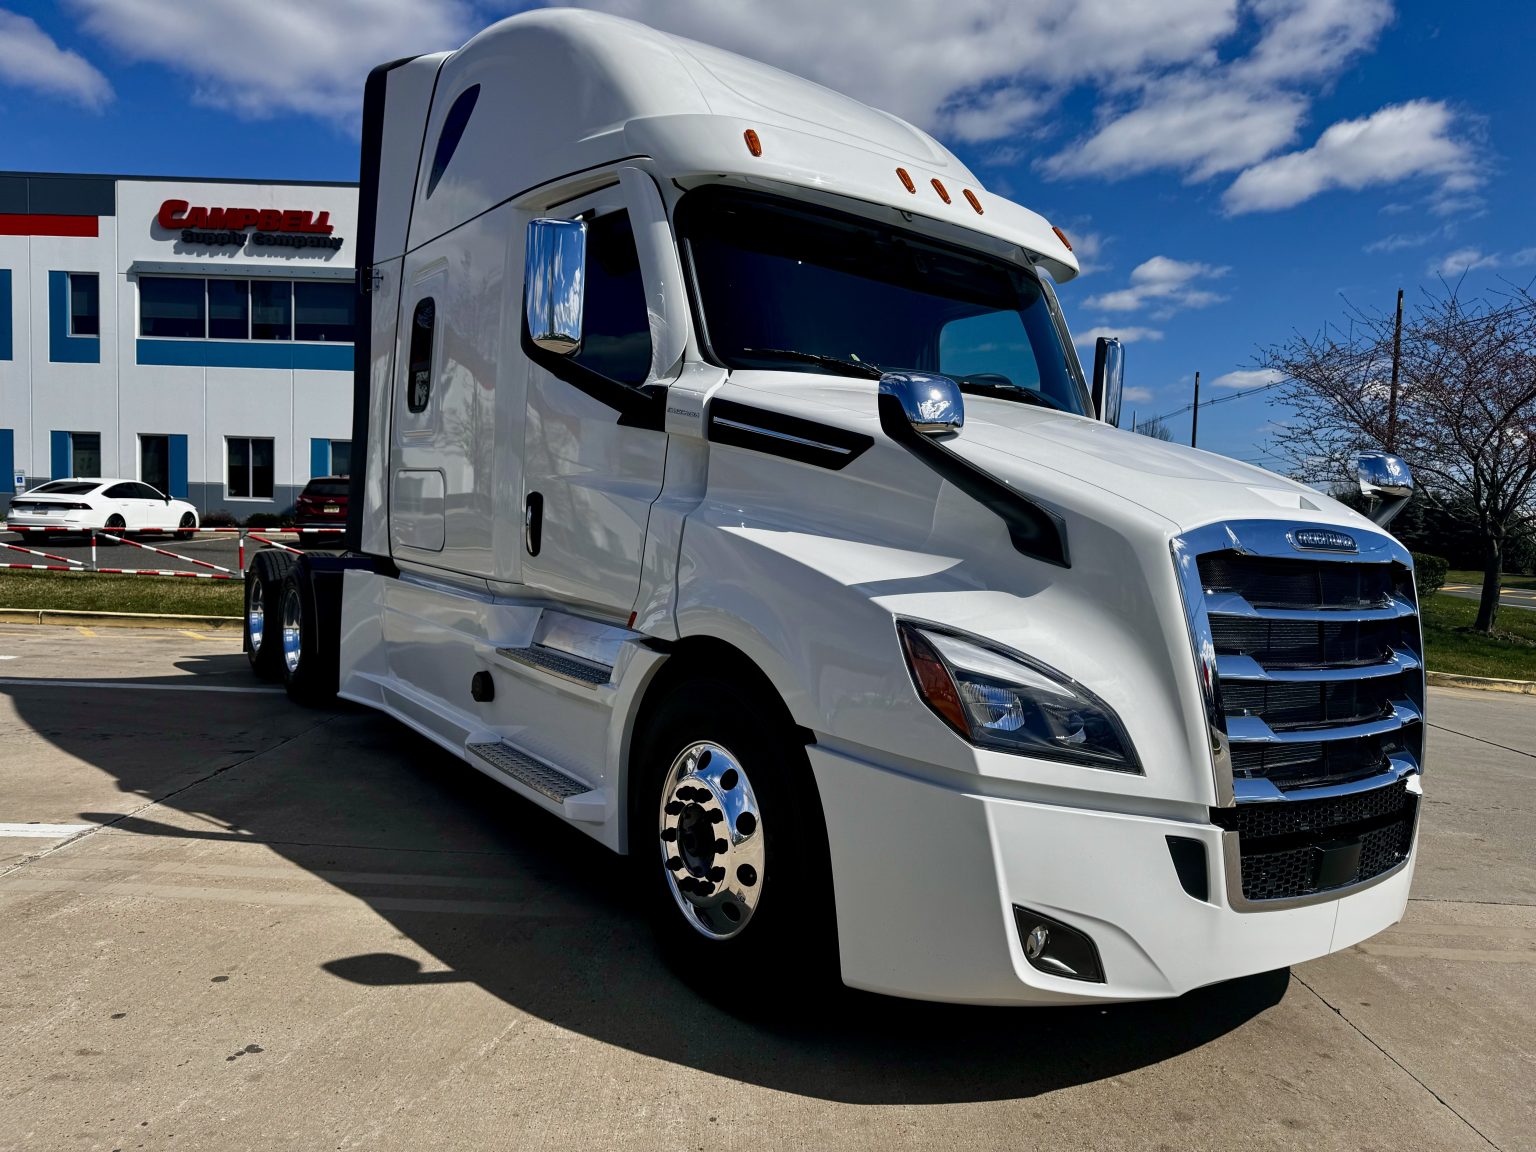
{"left": 6, "top": 478, "right": 200, "bottom": 541}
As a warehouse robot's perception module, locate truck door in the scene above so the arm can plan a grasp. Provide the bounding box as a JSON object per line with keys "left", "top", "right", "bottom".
{"left": 519, "top": 185, "right": 671, "bottom": 618}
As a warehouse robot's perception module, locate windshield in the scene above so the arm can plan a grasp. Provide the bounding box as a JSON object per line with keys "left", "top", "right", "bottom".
{"left": 677, "top": 187, "right": 1090, "bottom": 416}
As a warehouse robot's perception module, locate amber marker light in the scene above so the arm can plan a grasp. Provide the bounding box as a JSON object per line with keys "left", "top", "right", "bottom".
{"left": 931, "top": 178, "right": 951, "bottom": 204}
{"left": 896, "top": 167, "right": 916, "bottom": 193}
{"left": 743, "top": 128, "right": 762, "bottom": 157}
{"left": 963, "top": 188, "right": 983, "bottom": 214}
{"left": 1052, "top": 225, "right": 1073, "bottom": 251}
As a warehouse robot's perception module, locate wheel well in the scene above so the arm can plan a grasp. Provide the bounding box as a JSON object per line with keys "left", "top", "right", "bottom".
{"left": 624, "top": 635, "right": 814, "bottom": 846}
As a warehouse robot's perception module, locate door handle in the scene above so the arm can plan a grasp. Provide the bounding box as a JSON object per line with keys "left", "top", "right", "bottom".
{"left": 524, "top": 492, "right": 543, "bottom": 556}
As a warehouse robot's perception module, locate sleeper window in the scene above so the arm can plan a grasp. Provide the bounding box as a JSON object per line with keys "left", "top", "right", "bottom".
{"left": 570, "top": 211, "right": 652, "bottom": 387}
{"left": 407, "top": 298, "right": 435, "bottom": 413}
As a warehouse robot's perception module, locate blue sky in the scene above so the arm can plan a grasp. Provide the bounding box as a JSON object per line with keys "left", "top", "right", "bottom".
{"left": 2, "top": 0, "right": 1529, "bottom": 469}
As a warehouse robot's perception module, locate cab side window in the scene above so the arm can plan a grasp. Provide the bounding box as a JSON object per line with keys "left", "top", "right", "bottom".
{"left": 571, "top": 211, "right": 652, "bottom": 387}
{"left": 407, "top": 297, "right": 435, "bottom": 413}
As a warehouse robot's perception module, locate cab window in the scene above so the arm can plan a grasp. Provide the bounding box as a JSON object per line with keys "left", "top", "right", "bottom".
{"left": 570, "top": 211, "right": 652, "bottom": 387}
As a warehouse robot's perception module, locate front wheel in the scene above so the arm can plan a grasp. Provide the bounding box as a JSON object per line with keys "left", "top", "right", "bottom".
{"left": 634, "top": 678, "right": 837, "bottom": 989}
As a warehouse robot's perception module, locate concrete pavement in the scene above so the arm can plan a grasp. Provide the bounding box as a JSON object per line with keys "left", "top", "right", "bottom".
{"left": 0, "top": 626, "right": 1530, "bottom": 1151}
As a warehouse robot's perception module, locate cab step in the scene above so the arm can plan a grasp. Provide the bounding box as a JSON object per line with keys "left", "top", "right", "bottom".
{"left": 495, "top": 643, "right": 612, "bottom": 688}
{"left": 465, "top": 739, "right": 589, "bottom": 801}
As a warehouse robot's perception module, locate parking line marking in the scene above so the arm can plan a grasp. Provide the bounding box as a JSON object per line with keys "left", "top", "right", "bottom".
{"left": 0, "top": 823, "right": 95, "bottom": 838}
{"left": 179, "top": 630, "right": 209, "bottom": 640}
{"left": 75, "top": 627, "right": 96, "bottom": 637}
{"left": 0, "top": 676, "right": 283, "bottom": 695}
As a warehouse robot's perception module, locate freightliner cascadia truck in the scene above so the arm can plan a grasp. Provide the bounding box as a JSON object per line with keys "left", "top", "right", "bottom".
{"left": 243, "top": 9, "right": 1425, "bottom": 1005}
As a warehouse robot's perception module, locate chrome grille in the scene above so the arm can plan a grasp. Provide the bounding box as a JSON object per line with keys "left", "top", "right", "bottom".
{"left": 1172, "top": 520, "right": 1426, "bottom": 908}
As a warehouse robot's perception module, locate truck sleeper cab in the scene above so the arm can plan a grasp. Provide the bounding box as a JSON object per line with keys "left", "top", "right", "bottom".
{"left": 244, "top": 9, "right": 1424, "bottom": 1005}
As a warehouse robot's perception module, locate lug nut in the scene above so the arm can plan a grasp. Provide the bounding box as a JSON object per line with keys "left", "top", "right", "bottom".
{"left": 708, "top": 809, "right": 724, "bottom": 824}
{"left": 661, "top": 828, "right": 677, "bottom": 842}
{"left": 714, "top": 838, "right": 728, "bottom": 854}
{"left": 737, "top": 864, "right": 757, "bottom": 887}
{"left": 666, "top": 856, "right": 683, "bottom": 871}
{"left": 665, "top": 801, "right": 683, "bottom": 816}
{"left": 697, "top": 880, "right": 714, "bottom": 896}
{"left": 709, "top": 866, "right": 726, "bottom": 882}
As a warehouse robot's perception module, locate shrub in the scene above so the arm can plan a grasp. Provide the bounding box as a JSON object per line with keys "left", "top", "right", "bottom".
{"left": 1412, "top": 553, "right": 1448, "bottom": 599}
{"left": 243, "top": 512, "right": 285, "bottom": 529}
{"left": 200, "top": 509, "right": 238, "bottom": 528}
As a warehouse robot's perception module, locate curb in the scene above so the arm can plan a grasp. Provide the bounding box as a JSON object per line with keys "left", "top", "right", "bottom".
{"left": 1426, "top": 670, "right": 1536, "bottom": 695}
{"left": 0, "top": 608, "right": 242, "bottom": 630}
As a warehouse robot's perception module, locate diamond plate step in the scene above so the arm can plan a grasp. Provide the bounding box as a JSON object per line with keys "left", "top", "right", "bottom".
{"left": 495, "top": 644, "right": 612, "bottom": 687}
{"left": 465, "top": 740, "right": 589, "bottom": 802}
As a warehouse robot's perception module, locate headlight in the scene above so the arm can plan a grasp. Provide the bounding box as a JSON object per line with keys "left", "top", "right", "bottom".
{"left": 897, "top": 621, "right": 1140, "bottom": 772}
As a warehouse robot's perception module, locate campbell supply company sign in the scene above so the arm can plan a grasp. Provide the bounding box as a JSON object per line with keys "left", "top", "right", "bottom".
{"left": 157, "top": 199, "right": 344, "bottom": 251}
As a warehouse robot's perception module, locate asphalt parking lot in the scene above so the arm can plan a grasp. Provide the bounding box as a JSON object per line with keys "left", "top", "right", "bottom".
{"left": 0, "top": 626, "right": 1531, "bottom": 1151}
{"left": 0, "top": 530, "right": 332, "bottom": 578}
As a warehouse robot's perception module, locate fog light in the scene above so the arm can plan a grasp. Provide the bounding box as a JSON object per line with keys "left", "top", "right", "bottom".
{"left": 1013, "top": 906, "right": 1105, "bottom": 983}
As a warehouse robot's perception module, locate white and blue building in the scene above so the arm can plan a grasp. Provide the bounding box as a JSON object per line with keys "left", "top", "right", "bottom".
{"left": 0, "top": 171, "right": 359, "bottom": 517}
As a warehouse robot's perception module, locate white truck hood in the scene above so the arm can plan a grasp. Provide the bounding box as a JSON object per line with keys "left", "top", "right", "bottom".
{"left": 725, "top": 372, "right": 1367, "bottom": 537}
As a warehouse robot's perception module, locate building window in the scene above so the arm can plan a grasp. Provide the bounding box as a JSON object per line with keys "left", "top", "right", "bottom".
{"left": 208, "top": 278, "right": 250, "bottom": 339}
{"left": 227, "top": 437, "right": 274, "bottom": 499}
{"left": 69, "top": 273, "right": 100, "bottom": 337}
{"left": 251, "top": 281, "right": 292, "bottom": 341}
{"left": 140, "top": 276, "right": 205, "bottom": 338}
{"left": 330, "top": 440, "right": 352, "bottom": 477}
{"left": 294, "top": 281, "right": 355, "bottom": 342}
{"left": 140, "top": 434, "right": 170, "bottom": 494}
{"left": 70, "top": 432, "right": 101, "bottom": 477}
{"left": 138, "top": 277, "right": 353, "bottom": 344}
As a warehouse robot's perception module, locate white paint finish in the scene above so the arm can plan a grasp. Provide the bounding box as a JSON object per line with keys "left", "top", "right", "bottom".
{"left": 371, "top": 53, "right": 450, "bottom": 263}
{"left": 0, "top": 822, "right": 93, "bottom": 838}
{"left": 359, "top": 256, "right": 401, "bottom": 557}
{"left": 389, "top": 470, "right": 446, "bottom": 552}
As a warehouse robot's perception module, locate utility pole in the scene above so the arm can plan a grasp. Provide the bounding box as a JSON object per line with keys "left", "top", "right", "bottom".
{"left": 1387, "top": 288, "right": 1403, "bottom": 452}
{"left": 1130, "top": 408, "right": 1137, "bottom": 435}
{"left": 1190, "top": 371, "right": 1200, "bottom": 448}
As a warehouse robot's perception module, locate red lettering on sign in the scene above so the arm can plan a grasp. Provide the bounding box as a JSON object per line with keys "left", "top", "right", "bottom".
{"left": 308, "top": 211, "right": 334, "bottom": 235}
{"left": 204, "top": 207, "right": 226, "bottom": 229}
{"left": 257, "top": 209, "right": 281, "bottom": 230}
{"left": 157, "top": 199, "right": 190, "bottom": 229}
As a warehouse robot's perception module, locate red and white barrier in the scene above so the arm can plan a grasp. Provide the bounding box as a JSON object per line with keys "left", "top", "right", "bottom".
{"left": 0, "top": 524, "right": 343, "bottom": 580}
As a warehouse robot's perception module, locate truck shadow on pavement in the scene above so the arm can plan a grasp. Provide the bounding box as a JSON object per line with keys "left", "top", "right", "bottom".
{"left": 36, "top": 686, "right": 1287, "bottom": 1106}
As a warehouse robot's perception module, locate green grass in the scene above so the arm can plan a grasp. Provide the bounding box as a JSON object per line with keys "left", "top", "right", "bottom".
{"left": 1444, "top": 569, "right": 1536, "bottom": 591}
{"left": 1421, "top": 592, "right": 1536, "bottom": 680}
{"left": 0, "top": 569, "right": 241, "bottom": 617}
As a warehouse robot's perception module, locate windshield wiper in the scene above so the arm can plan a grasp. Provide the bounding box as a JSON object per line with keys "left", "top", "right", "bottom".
{"left": 740, "top": 348, "right": 885, "bottom": 380}
{"left": 957, "top": 376, "right": 1068, "bottom": 412}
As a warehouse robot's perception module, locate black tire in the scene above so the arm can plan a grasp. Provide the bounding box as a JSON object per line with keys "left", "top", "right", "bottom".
{"left": 279, "top": 570, "right": 336, "bottom": 706}
{"left": 175, "top": 512, "right": 196, "bottom": 541}
{"left": 244, "top": 549, "right": 296, "bottom": 681}
{"left": 99, "top": 514, "right": 126, "bottom": 546}
{"left": 633, "top": 676, "right": 838, "bottom": 992}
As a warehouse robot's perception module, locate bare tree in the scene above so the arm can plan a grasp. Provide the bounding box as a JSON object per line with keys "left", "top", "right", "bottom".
{"left": 1133, "top": 416, "right": 1174, "bottom": 441}
{"left": 1262, "top": 285, "right": 1536, "bottom": 632}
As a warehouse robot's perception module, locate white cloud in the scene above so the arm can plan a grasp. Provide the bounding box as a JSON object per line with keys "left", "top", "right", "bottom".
{"left": 1223, "top": 100, "right": 1479, "bottom": 214}
{"left": 1364, "top": 229, "right": 1440, "bottom": 254}
{"left": 69, "top": 0, "right": 473, "bottom": 122}
{"left": 1082, "top": 255, "right": 1228, "bottom": 316}
{"left": 1074, "top": 325, "right": 1164, "bottom": 348}
{"left": 1122, "top": 385, "right": 1156, "bottom": 403}
{"left": 0, "top": 9, "right": 111, "bottom": 108}
{"left": 1429, "top": 247, "right": 1536, "bottom": 277}
{"left": 1208, "top": 368, "right": 1285, "bottom": 389}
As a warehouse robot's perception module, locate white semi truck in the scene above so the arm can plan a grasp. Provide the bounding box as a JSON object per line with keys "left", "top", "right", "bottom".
{"left": 244, "top": 9, "right": 1425, "bottom": 1005}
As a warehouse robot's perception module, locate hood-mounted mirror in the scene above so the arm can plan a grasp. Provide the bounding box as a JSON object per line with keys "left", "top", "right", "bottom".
{"left": 1091, "top": 337, "right": 1124, "bottom": 427}
{"left": 1356, "top": 451, "right": 1414, "bottom": 527}
{"left": 879, "top": 372, "right": 964, "bottom": 436}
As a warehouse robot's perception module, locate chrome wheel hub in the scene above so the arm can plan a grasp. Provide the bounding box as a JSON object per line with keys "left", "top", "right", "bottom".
{"left": 659, "top": 741, "right": 764, "bottom": 940}
{"left": 247, "top": 581, "right": 265, "bottom": 652}
{"left": 281, "top": 585, "right": 302, "bottom": 675}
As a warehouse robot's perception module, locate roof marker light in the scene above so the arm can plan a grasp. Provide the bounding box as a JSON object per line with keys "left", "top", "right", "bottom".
{"left": 743, "top": 128, "right": 762, "bottom": 157}
{"left": 963, "top": 189, "right": 983, "bottom": 214}
{"left": 896, "top": 167, "right": 916, "bottom": 193}
{"left": 931, "top": 178, "right": 951, "bottom": 204}
{"left": 1052, "top": 225, "right": 1073, "bottom": 251}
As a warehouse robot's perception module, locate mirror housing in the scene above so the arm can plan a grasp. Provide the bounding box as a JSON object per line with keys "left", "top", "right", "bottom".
{"left": 1091, "top": 337, "right": 1124, "bottom": 426}
{"left": 879, "top": 372, "right": 964, "bottom": 436}
{"left": 524, "top": 218, "right": 586, "bottom": 355}
{"left": 1356, "top": 451, "right": 1414, "bottom": 527}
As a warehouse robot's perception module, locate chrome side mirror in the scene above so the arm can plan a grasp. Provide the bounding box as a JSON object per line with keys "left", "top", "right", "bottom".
{"left": 1356, "top": 451, "right": 1414, "bottom": 527}
{"left": 1091, "top": 337, "right": 1124, "bottom": 426}
{"left": 879, "top": 372, "right": 964, "bottom": 435}
{"left": 524, "top": 218, "right": 586, "bottom": 355}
